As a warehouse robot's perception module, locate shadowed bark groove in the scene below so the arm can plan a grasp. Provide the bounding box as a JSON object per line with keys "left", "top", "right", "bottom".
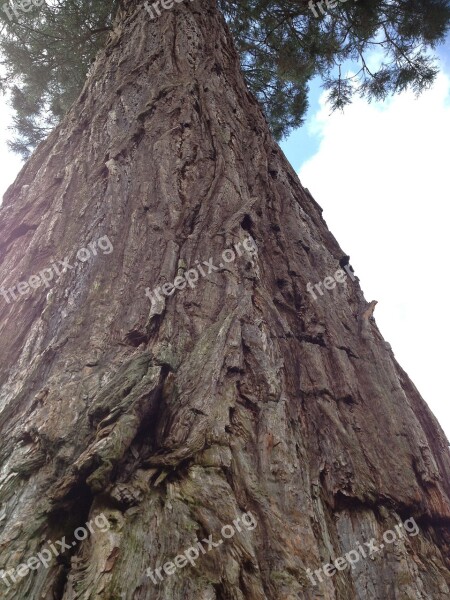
{"left": 0, "top": 0, "right": 449, "bottom": 598}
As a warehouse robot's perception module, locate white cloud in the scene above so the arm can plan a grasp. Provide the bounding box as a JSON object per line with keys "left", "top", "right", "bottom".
{"left": 299, "top": 66, "right": 450, "bottom": 440}
{"left": 0, "top": 99, "right": 23, "bottom": 204}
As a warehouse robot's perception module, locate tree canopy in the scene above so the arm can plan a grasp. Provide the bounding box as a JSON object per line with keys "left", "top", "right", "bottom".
{"left": 1, "top": 0, "right": 449, "bottom": 157}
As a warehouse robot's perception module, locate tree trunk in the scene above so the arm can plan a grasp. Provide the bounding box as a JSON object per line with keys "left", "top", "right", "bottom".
{"left": 0, "top": 1, "right": 449, "bottom": 598}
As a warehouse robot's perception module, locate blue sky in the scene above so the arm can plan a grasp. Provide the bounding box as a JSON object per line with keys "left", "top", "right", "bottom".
{"left": 282, "top": 40, "right": 450, "bottom": 169}
{"left": 281, "top": 76, "right": 323, "bottom": 170}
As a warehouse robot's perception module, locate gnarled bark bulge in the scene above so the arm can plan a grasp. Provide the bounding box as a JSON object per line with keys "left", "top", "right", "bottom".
{"left": 0, "top": 1, "right": 449, "bottom": 598}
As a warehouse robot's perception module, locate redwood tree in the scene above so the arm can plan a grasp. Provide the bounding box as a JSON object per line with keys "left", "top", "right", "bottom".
{"left": 0, "top": 1, "right": 449, "bottom": 599}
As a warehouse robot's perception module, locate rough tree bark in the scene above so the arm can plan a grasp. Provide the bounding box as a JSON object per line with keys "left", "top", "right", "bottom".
{"left": 0, "top": 1, "right": 449, "bottom": 598}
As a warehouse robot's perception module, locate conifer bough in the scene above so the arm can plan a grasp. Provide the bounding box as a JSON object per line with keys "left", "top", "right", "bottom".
{"left": 0, "top": 0, "right": 449, "bottom": 156}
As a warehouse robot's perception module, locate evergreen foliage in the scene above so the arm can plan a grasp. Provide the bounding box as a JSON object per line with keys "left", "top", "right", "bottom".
{"left": 1, "top": 0, "right": 449, "bottom": 157}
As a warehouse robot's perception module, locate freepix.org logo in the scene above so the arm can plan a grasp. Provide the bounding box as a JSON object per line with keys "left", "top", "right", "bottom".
{"left": 143, "top": 0, "right": 195, "bottom": 21}
{"left": 146, "top": 511, "right": 257, "bottom": 585}
{"left": 306, "top": 517, "right": 420, "bottom": 586}
{"left": 308, "top": 0, "right": 358, "bottom": 19}
{"left": 2, "top": 0, "right": 47, "bottom": 22}
{"left": 145, "top": 236, "right": 257, "bottom": 305}
{"left": 0, "top": 513, "right": 111, "bottom": 588}
{"left": 0, "top": 235, "right": 113, "bottom": 304}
